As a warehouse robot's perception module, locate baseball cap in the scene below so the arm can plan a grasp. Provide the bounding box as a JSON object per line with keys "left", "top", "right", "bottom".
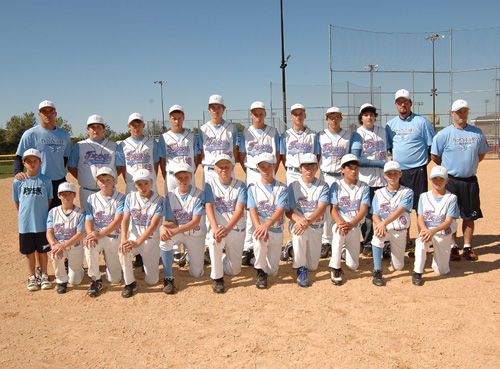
{"left": 214, "top": 153, "right": 235, "bottom": 166}
{"left": 128, "top": 112, "right": 144, "bottom": 124}
{"left": 208, "top": 94, "right": 225, "bottom": 106}
{"left": 87, "top": 114, "right": 105, "bottom": 126}
{"left": 299, "top": 153, "right": 318, "bottom": 165}
{"left": 384, "top": 161, "right": 401, "bottom": 173}
{"left": 172, "top": 163, "right": 194, "bottom": 175}
{"left": 326, "top": 107, "right": 342, "bottom": 116}
{"left": 395, "top": 89, "right": 411, "bottom": 101}
{"left": 58, "top": 182, "right": 76, "bottom": 193}
{"left": 290, "top": 103, "right": 306, "bottom": 113}
{"left": 340, "top": 154, "right": 361, "bottom": 167}
{"left": 169, "top": 104, "right": 184, "bottom": 114}
{"left": 256, "top": 153, "right": 275, "bottom": 165}
{"left": 359, "top": 103, "right": 376, "bottom": 114}
{"left": 250, "top": 101, "right": 266, "bottom": 111}
{"left": 96, "top": 167, "right": 116, "bottom": 179}
{"left": 39, "top": 100, "right": 55, "bottom": 111}
{"left": 430, "top": 166, "right": 448, "bottom": 179}
{"left": 22, "top": 148, "right": 42, "bottom": 160}
{"left": 132, "top": 169, "right": 152, "bottom": 182}
{"left": 452, "top": 99, "right": 469, "bottom": 112}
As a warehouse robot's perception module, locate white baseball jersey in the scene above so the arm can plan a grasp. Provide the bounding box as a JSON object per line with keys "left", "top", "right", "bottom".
{"left": 127, "top": 191, "right": 164, "bottom": 239}
{"left": 419, "top": 191, "right": 458, "bottom": 236}
{"left": 87, "top": 191, "right": 125, "bottom": 236}
{"left": 207, "top": 178, "right": 246, "bottom": 230}
{"left": 160, "top": 130, "right": 197, "bottom": 172}
{"left": 333, "top": 180, "right": 369, "bottom": 223}
{"left": 356, "top": 125, "right": 388, "bottom": 187}
{"left": 317, "top": 129, "right": 352, "bottom": 174}
{"left": 283, "top": 128, "right": 316, "bottom": 168}
{"left": 242, "top": 126, "right": 279, "bottom": 169}
{"left": 73, "top": 139, "right": 118, "bottom": 189}
{"left": 199, "top": 121, "right": 237, "bottom": 166}
{"left": 48, "top": 206, "right": 85, "bottom": 246}
{"left": 121, "top": 136, "right": 158, "bottom": 187}
{"left": 168, "top": 186, "right": 207, "bottom": 237}
{"left": 289, "top": 178, "right": 329, "bottom": 225}
{"left": 248, "top": 180, "right": 288, "bottom": 229}
{"left": 372, "top": 186, "right": 412, "bottom": 231}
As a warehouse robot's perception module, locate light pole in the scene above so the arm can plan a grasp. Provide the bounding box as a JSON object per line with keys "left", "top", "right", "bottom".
{"left": 485, "top": 99, "right": 490, "bottom": 115}
{"left": 364, "top": 64, "right": 378, "bottom": 105}
{"left": 425, "top": 34, "right": 444, "bottom": 129}
{"left": 280, "top": 0, "right": 289, "bottom": 126}
{"left": 414, "top": 102, "right": 424, "bottom": 114}
{"left": 154, "top": 80, "right": 167, "bottom": 133}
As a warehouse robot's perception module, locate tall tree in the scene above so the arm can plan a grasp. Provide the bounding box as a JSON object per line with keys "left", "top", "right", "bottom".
{"left": 54, "top": 116, "right": 72, "bottom": 135}
{"left": 4, "top": 112, "right": 37, "bottom": 153}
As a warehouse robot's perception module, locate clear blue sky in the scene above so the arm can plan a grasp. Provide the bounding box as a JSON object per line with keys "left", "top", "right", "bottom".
{"left": 2, "top": 0, "right": 500, "bottom": 136}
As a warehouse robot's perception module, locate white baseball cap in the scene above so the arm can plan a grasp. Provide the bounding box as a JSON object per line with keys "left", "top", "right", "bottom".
{"left": 384, "top": 161, "right": 401, "bottom": 173}
{"left": 326, "top": 107, "right": 342, "bottom": 116}
{"left": 208, "top": 94, "right": 225, "bottom": 106}
{"left": 452, "top": 99, "right": 469, "bottom": 112}
{"left": 39, "top": 100, "right": 55, "bottom": 110}
{"left": 299, "top": 153, "right": 318, "bottom": 165}
{"left": 250, "top": 101, "right": 266, "bottom": 111}
{"left": 96, "top": 167, "right": 116, "bottom": 179}
{"left": 256, "top": 153, "right": 276, "bottom": 165}
{"left": 169, "top": 104, "right": 184, "bottom": 114}
{"left": 87, "top": 114, "right": 105, "bottom": 126}
{"left": 430, "top": 165, "right": 448, "bottom": 179}
{"left": 340, "top": 154, "right": 361, "bottom": 167}
{"left": 58, "top": 182, "right": 76, "bottom": 193}
{"left": 290, "top": 103, "right": 306, "bottom": 113}
{"left": 172, "top": 163, "right": 194, "bottom": 175}
{"left": 359, "top": 103, "right": 376, "bottom": 114}
{"left": 128, "top": 112, "right": 144, "bottom": 124}
{"left": 214, "top": 153, "right": 235, "bottom": 166}
{"left": 22, "top": 148, "right": 42, "bottom": 160}
{"left": 395, "top": 89, "right": 411, "bottom": 101}
{"left": 133, "top": 169, "right": 152, "bottom": 182}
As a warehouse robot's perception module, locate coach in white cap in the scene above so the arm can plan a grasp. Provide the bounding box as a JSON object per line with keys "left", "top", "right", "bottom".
{"left": 15, "top": 100, "right": 71, "bottom": 209}
{"left": 431, "top": 99, "right": 490, "bottom": 261}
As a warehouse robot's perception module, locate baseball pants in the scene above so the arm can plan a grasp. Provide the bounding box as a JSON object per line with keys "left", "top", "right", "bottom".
{"left": 329, "top": 225, "right": 362, "bottom": 270}
{"left": 85, "top": 236, "right": 122, "bottom": 283}
{"left": 165, "top": 233, "right": 205, "bottom": 278}
{"left": 253, "top": 231, "right": 284, "bottom": 276}
{"left": 286, "top": 168, "right": 302, "bottom": 186}
{"left": 119, "top": 236, "right": 161, "bottom": 286}
{"left": 291, "top": 225, "right": 323, "bottom": 270}
{"left": 208, "top": 229, "right": 245, "bottom": 280}
{"left": 414, "top": 234, "right": 452, "bottom": 275}
{"left": 371, "top": 229, "right": 407, "bottom": 271}
{"left": 51, "top": 244, "right": 85, "bottom": 285}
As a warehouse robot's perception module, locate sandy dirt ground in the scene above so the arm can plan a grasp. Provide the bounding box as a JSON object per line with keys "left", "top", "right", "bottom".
{"left": 1, "top": 159, "right": 500, "bottom": 368}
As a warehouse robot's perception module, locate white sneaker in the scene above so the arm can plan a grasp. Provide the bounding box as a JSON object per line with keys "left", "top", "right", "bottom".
{"left": 40, "top": 274, "right": 52, "bottom": 290}
{"left": 27, "top": 275, "right": 39, "bottom": 291}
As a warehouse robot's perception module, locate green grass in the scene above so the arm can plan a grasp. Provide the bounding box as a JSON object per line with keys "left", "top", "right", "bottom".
{"left": 0, "top": 164, "right": 14, "bottom": 179}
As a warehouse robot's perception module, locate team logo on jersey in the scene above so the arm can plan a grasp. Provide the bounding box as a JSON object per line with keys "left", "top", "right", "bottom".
{"left": 130, "top": 209, "right": 153, "bottom": 226}
{"left": 394, "top": 128, "right": 414, "bottom": 142}
{"left": 338, "top": 196, "right": 361, "bottom": 210}
{"left": 215, "top": 197, "right": 236, "bottom": 213}
{"left": 173, "top": 209, "right": 193, "bottom": 225}
{"left": 54, "top": 224, "right": 77, "bottom": 240}
{"left": 257, "top": 200, "right": 277, "bottom": 218}
{"left": 126, "top": 151, "right": 151, "bottom": 166}
{"left": 296, "top": 197, "right": 318, "bottom": 213}
{"left": 84, "top": 151, "right": 112, "bottom": 165}
{"left": 423, "top": 210, "right": 446, "bottom": 227}
{"left": 287, "top": 141, "right": 312, "bottom": 155}
{"left": 22, "top": 186, "right": 44, "bottom": 197}
{"left": 321, "top": 143, "right": 346, "bottom": 158}
{"left": 42, "top": 138, "right": 65, "bottom": 152}
{"left": 94, "top": 211, "right": 115, "bottom": 226}
{"left": 247, "top": 142, "right": 273, "bottom": 156}
{"left": 379, "top": 202, "right": 398, "bottom": 215}
{"left": 362, "top": 139, "right": 385, "bottom": 153}
{"left": 205, "top": 138, "right": 230, "bottom": 152}
{"left": 167, "top": 144, "right": 190, "bottom": 158}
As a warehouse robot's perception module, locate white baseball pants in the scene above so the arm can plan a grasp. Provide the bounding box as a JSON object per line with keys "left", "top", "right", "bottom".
{"left": 208, "top": 229, "right": 245, "bottom": 280}
{"left": 253, "top": 231, "right": 284, "bottom": 276}
{"left": 51, "top": 244, "right": 84, "bottom": 285}
{"left": 371, "top": 229, "right": 407, "bottom": 271}
{"left": 329, "top": 225, "right": 362, "bottom": 270}
{"left": 119, "top": 236, "right": 161, "bottom": 286}
{"left": 85, "top": 236, "right": 122, "bottom": 283}
{"left": 414, "top": 234, "right": 452, "bottom": 275}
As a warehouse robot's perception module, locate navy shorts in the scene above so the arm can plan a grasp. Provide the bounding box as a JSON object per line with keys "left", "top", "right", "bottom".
{"left": 19, "top": 232, "right": 50, "bottom": 255}
{"left": 446, "top": 175, "right": 483, "bottom": 221}
{"left": 400, "top": 165, "right": 428, "bottom": 211}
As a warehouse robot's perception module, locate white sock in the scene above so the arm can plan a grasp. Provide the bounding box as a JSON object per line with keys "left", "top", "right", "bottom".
{"left": 464, "top": 244, "right": 471, "bottom": 249}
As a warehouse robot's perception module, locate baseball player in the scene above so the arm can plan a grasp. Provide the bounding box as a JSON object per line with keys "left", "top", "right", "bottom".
{"left": 329, "top": 154, "right": 371, "bottom": 286}
{"left": 370, "top": 161, "right": 413, "bottom": 286}
{"left": 205, "top": 154, "right": 247, "bottom": 293}
{"left": 285, "top": 153, "right": 329, "bottom": 287}
{"left": 119, "top": 169, "right": 165, "bottom": 298}
{"left": 68, "top": 114, "right": 125, "bottom": 211}
{"left": 13, "top": 149, "right": 53, "bottom": 291}
{"left": 314, "top": 107, "right": 353, "bottom": 258}
{"left": 239, "top": 101, "right": 280, "bottom": 265}
{"left": 159, "top": 104, "right": 200, "bottom": 193}
{"left": 46, "top": 182, "right": 86, "bottom": 294}
{"left": 412, "top": 166, "right": 459, "bottom": 286}
{"left": 351, "top": 103, "right": 388, "bottom": 257}
{"left": 280, "top": 103, "right": 317, "bottom": 185}
{"left": 247, "top": 153, "right": 289, "bottom": 289}
{"left": 15, "top": 100, "right": 71, "bottom": 209}
{"left": 431, "top": 99, "right": 490, "bottom": 261}
{"left": 84, "top": 167, "right": 125, "bottom": 297}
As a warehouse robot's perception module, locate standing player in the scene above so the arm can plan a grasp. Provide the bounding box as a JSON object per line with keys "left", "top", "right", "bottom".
{"left": 247, "top": 153, "right": 289, "bottom": 289}
{"left": 15, "top": 100, "right": 71, "bottom": 209}
{"left": 351, "top": 103, "right": 388, "bottom": 257}
{"left": 315, "top": 107, "right": 353, "bottom": 259}
{"left": 68, "top": 114, "right": 124, "bottom": 211}
{"left": 280, "top": 103, "right": 317, "bottom": 185}
{"left": 285, "top": 154, "right": 329, "bottom": 287}
{"left": 205, "top": 154, "right": 246, "bottom": 293}
{"left": 431, "top": 99, "right": 490, "bottom": 261}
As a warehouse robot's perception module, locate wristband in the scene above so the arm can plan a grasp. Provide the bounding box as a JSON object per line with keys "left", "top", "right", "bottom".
{"left": 267, "top": 218, "right": 275, "bottom": 225}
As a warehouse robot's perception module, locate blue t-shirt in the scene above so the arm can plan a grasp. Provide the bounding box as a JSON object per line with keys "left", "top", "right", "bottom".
{"left": 431, "top": 124, "right": 490, "bottom": 178}
{"left": 370, "top": 188, "right": 413, "bottom": 217}
{"left": 13, "top": 173, "right": 53, "bottom": 233}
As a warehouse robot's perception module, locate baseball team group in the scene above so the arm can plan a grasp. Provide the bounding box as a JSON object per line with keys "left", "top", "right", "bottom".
{"left": 12, "top": 90, "right": 490, "bottom": 297}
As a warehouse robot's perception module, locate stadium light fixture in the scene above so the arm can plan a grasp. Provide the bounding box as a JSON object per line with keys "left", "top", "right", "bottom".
{"left": 364, "top": 64, "right": 378, "bottom": 105}
{"left": 425, "top": 34, "right": 444, "bottom": 129}
{"left": 154, "top": 80, "right": 167, "bottom": 133}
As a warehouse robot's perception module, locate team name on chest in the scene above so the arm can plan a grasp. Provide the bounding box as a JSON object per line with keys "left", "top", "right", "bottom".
{"left": 205, "top": 138, "right": 230, "bottom": 151}
{"left": 247, "top": 142, "right": 272, "bottom": 156}
{"left": 94, "top": 211, "right": 115, "bottom": 224}
{"left": 215, "top": 197, "right": 236, "bottom": 211}
{"left": 84, "top": 151, "right": 112, "bottom": 165}
{"left": 288, "top": 141, "right": 311, "bottom": 152}
{"left": 423, "top": 210, "right": 445, "bottom": 223}
{"left": 322, "top": 143, "right": 346, "bottom": 155}
{"left": 339, "top": 197, "right": 360, "bottom": 208}
{"left": 296, "top": 197, "right": 318, "bottom": 212}
{"left": 54, "top": 224, "right": 76, "bottom": 236}
{"left": 126, "top": 151, "right": 150, "bottom": 163}
{"left": 22, "top": 186, "right": 44, "bottom": 196}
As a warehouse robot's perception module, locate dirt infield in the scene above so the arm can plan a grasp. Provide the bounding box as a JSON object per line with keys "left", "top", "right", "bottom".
{"left": 1, "top": 160, "right": 499, "bottom": 368}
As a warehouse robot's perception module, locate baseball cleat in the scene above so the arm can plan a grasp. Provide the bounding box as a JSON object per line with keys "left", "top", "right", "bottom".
{"left": 163, "top": 277, "right": 175, "bottom": 295}
{"left": 256, "top": 269, "right": 268, "bottom": 289}
{"left": 242, "top": 249, "right": 255, "bottom": 266}
{"left": 462, "top": 247, "right": 478, "bottom": 261}
{"left": 178, "top": 251, "right": 188, "bottom": 268}
{"left": 382, "top": 243, "right": 391, "bottom": 260}
{"left": 121, "top": 281, "right": 137, "bottom": 298}
{"left": 40, "top": 273, "right": 52, "bottom": 290}
{"left": 412, "top": 272, "right": 423, "bottom": 286}
{"left": 87, "top": 278, "right": 103, "bottom": 297}
{"left": 27, "top": 275, "right": 39, "bottom": 291}
{"left": 372, "top": 269, "right": 384, "bottom": 286}
{"left": 450, "top": 246, "right": 461, "bottom": 261}
{"left": 280, "top": 241, "right": 293, "bottom": 261}
{"left": 56, "top": 282, "right": 68, "bottom": 294}
{"left": 204, "top": 248, "right": 211, "bottom": 265}
{"left": 133, "top": 255, "right": 143, "bottom": 268}
{"left": 362, "top": 246, "right": 373, "bottom": 257}
{"left": 320, "top": 243, "right": 331, "bottom": 258}
{"left": 330, "top": 268, "right": 343, "bottom": 286}
{"left": 212, "top": 278, "right": 224, "bottom": 294}
{"left": 297, "top": 266, "right": 309, "bottom": 287}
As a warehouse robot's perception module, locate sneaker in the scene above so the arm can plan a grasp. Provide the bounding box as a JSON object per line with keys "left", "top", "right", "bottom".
{"left": 178, "top": 251, "right": 188, "bottom": 268}
{"left": 320, "top": 243, "right": 331, "bottom": 258}
{"left": 382, "top": 243, "right": 391, "bottom": 260}
{"left": 87, "top": 278, "right": 103, "bottom": 297}
{"left": 212, "top": 278, "right": 224, "bottom": 294}
{"left": 242, "top": 249, "right": 255, "bottom": 266}
{"left": 280, "top": 241, "right": 293, "bottom": 261}
{"left": 173, "top": 252, "right": 182, "bottom": 265}
{"left": 133, "top": 255, "right": 143, "bottom": 268}
{"left": 450, "top": 246, "right": 461, "bottom": 261}
{"left": 36, "top": 266, "right": 42, "bottom": 280}
{"left": 163, "top": 277, "right": 175, "bottom": 295}
{"left": 121, "top": 281, "right": 137, "bottom": 298}
{"left": 56, "top": 282, "right": 68, "bottom": 294}
{"left": 372, "top": 269, "right": 384, "bottom": 286}
{"left": 362, "top": 246, "right": 373, "bottom": 257}
{"left": 330, "top": 268, "right": 343, "bottom": 286}
{"left": 27, "top": 275, "right": 39, "bottom": 291}
{"left": 256, "top": 269, "right": 268, "bottom": 289}
{"left": 463, "top": 247, "right": 478, "bottom": 261}
{"left": 412, "top": 272, "right": 423, "bottom": 286}
{"left": 40, "top": 273, "right": 52, "bottom": 290}
{"left": 297, "top": 266, "right": 309, "bottom": 287}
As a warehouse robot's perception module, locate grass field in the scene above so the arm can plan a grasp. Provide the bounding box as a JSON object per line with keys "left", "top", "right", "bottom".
{"left": 0, "top": 164, "right": 14, "bottom": 179}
